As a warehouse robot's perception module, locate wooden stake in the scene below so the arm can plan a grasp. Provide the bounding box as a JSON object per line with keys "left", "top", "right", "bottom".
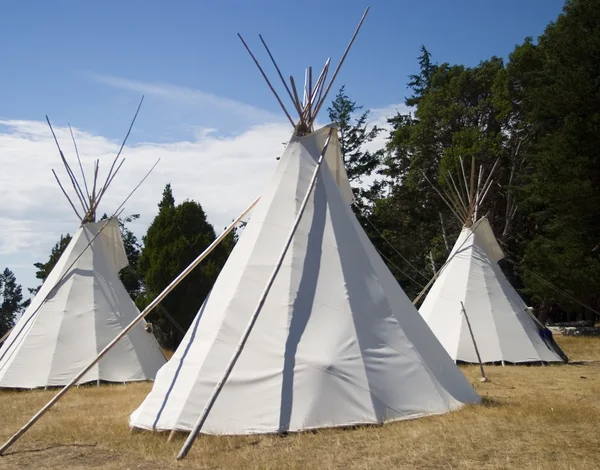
{"left": 176, "top": 129, "right": 335, "bottom": 460}
{"left": 0, "top": 196, "right": 260, "bottom": 456}
{"left": 460, "top": 302, "right": 488, "bottom": 382}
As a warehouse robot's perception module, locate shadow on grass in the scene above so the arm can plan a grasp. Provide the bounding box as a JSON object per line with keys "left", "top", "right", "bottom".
{"left": 480, "top": 396, "right": 502, "bottom": 408}
{"left": 2, "top": 442, "right": 97, "bottom": 456}
{"left": 566, "top": 360, "right": 599, "bottom": 366}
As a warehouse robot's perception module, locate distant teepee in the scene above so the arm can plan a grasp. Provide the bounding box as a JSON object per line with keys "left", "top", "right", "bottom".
{"left": 418, "top": 158, "right": 567, "bottom": 364}
{"left": 130, "top": 9, "right": 479, "bottom": 448}
{"left": 0, "top": 110, "right": 166, "bottom": 388}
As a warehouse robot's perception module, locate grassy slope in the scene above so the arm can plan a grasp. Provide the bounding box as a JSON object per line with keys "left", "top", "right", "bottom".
{"left": 0, "top": 336, "right": 599, "bottom": 469}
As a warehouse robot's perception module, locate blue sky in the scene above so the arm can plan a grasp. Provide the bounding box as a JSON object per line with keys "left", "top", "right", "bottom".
{"left": 1, "top": 1, "right": 566, "bottom": 292}
{"left": 1, "top": 1, "right": 565, "bottom": 141}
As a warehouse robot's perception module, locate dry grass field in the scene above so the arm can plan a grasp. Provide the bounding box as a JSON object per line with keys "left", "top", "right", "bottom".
{"left": 0, "top": 336, "right": 599, "bottom": 469}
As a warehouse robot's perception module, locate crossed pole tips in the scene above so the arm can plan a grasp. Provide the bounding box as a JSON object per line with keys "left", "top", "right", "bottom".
{"left": 0, "top": 6, "right": 371, "bottom": 461}
{"left": 238, "top": 6, "right": 369, "bottom": 136}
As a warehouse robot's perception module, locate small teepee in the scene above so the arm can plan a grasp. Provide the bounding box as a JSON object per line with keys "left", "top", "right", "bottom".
{"left": 130, "top": 10, "right": 479, "bottom": 445}
{"left": 418, "top": 158, "right": 567, "bottom": 364}
{"left": 0, "top": 114, "right": 166, "bottom": 388}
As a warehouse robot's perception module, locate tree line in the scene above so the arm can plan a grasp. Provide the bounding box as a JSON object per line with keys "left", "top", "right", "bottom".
{"left": 2, "top": 0, "right": 597, "bottom": 349}
{"left": 365, "top": 0, "right": 600, "bottom": 324}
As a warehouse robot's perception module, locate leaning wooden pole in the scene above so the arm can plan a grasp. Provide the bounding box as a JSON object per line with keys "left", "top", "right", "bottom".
{"left": 312, "top": 7, "right": 370, "bottom": 118}
{"left": 460, "top": 301, "right": 488, "bottom": 383}
{"left": 237, "top": 33, "right": 296, "bottom": 127}
{"left": 0, "top": 196, "right": 260, "bottom": 456}
{"left": 0, "top": 327, "right": 14, "bottom": 346}
{"left": 176, "top": 129, "right": 335, "bottom": 460}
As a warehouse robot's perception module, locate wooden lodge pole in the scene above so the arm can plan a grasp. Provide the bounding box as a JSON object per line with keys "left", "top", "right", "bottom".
{"left": 460, "top": 302, "right": 488, "bottom": 383}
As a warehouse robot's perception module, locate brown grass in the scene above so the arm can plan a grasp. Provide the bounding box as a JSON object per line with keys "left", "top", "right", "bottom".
{"left": 0, "top": 336, "right": 599, "bottom": 469}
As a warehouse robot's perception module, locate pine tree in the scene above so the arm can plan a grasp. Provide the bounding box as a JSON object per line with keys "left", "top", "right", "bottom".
{"left": 0, "top": 268, "right": 30, "bottom": 338}
{"left": 158, "top": 183, "right": 175, "bottom": 210}
{"left": 510, "top": 0, "right": 600, "bottom": 322}
{"left": 137, "top": 184, "right": 234, "bottom": 349}
{"left": 406, "top": 46, "right": 436, "bottom": 107}
{"left": 100, "top": 213, "right": 143, "bottom": 300}
{"left": 327, "top": 86, "right": 383, "bottom": 184}
{"left": 30, "top": 234, "right": 72, "bottom": 295}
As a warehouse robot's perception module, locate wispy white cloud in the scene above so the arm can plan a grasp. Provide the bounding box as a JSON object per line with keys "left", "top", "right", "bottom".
{"left": 0, "top": 119, "right": 289, "bottom": 291}
{"left": 364, "top": 103, "right": 413, "bottom": 154}
{"left": 0, "top": 100, "right": 404, "bottom": 294}
{"left": 83, "top": 72, "right": 280, "bottom": 124}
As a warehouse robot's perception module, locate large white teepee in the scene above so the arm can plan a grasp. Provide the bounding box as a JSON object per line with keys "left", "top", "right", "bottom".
{"left": 0, "top": 113, "right": 166, "bottom": 388}
{"left": 0, "top": 219, "right": 166, "bottom": 388}
{"left": 129, "top": 124, "right": 480, "bottom": 435}
{"left": 418, "top": 162, "right": 567, "bottom": 364}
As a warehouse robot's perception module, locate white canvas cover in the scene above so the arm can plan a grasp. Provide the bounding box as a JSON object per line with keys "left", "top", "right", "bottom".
{"left": 0, "top": 218, "right": 166, "bottom": 388}
{"left": 419, "top": 218, "right": 567, "bottom": 364}
{"left": 130, "top": 125, "right": 479, "bottom": 435}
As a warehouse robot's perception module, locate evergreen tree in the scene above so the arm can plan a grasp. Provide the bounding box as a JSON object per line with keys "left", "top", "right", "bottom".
{"left": 327, "top": 86, "right": 384, "bottom": 194}
{"left": 0, "top": 268, "right": 30, "bottom": 338}
{"left": 406, "top": 46, "right": 437, "bottom": 107}
{"left": 137, "top": 184, "right": 234, "bottom": 349}
{"left": 100, "top": 213, "right": 144, "bottom": 300}
{"left": 158, "top": 183, "right": 175, "bottom": 210}
{"left": 366, "top": 1, "right": 600, "bottom": 321}
{"left": 509, "top": 0, "right": 600, "bottom": 322}
{"left": 30, "top": 234, "right": 72, "bottom": 295}
{"left": 370, "top": 42, "right": 535, "bottom": 300}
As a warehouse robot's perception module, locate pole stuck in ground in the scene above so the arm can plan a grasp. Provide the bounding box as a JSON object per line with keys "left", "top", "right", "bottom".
{"left": 460, "top": 301, "right": 489, "bottom": 383}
